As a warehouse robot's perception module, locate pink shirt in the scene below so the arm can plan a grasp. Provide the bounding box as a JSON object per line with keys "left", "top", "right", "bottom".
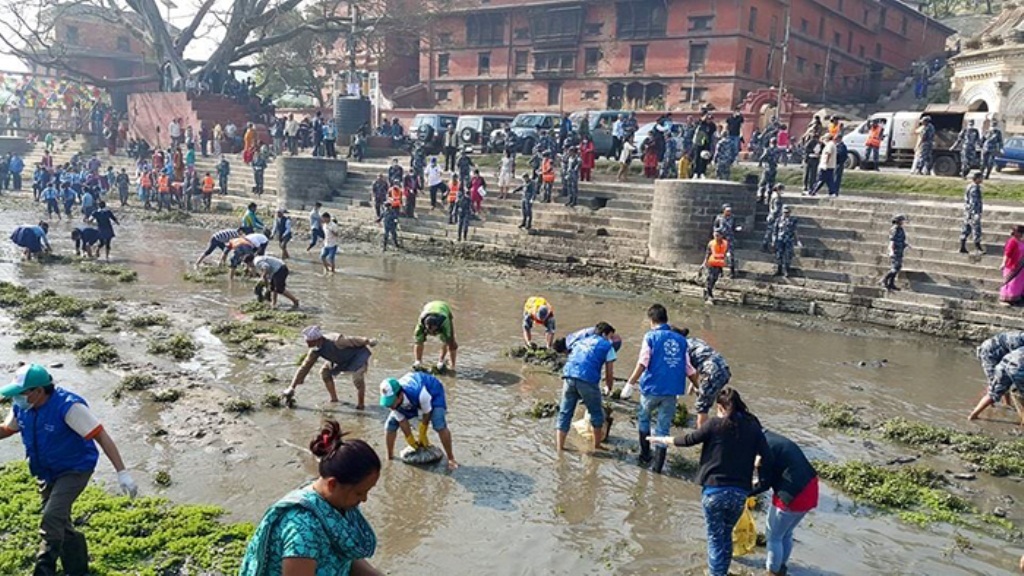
{"left": 777, "top": 130, "right": 790, "bottom": 147}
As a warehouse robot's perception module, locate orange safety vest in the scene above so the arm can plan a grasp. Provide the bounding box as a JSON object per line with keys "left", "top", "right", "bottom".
{"left": 388, "top": 185, "right": 402, "bottom": 208}
{"left": 828, "top": 123, "right": 841, "bottom": 137}
{"left": 140, "top": 172, "right": 152, "bottom": 188}
{"left": 202, "top": 176, "right": 215, "bottom": 193}
{"left": 447, "top": 181, "right": 459, "bottom": 202}
{"left": 524, "top": 296, "right": 553, "bottom": 323}
{"left": 866, "top": 125, "right": 882, "bottom": 148}
{"left": 541, "top": 158, "right": 555, "bottom": 183}
{"left": 707, "top": 239, "right": 728, "bottom": 268}
{"left": 158, "top": 175, "right": 170, "bottom": 193}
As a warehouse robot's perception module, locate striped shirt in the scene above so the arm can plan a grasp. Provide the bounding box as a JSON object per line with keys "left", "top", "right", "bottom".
{"left": 212, "top": 229, "right": 240, "bottom": 243}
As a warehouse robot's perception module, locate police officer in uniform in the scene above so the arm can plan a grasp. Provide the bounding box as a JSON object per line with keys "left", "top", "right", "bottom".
{"left": 881, "top": 214, "right": 909, "bottom": 292}
{"left": 713, "top": 204, "right": 739, "bottom": 278}
{"left": 981, "top": 120, "right": 1004, "bottom": 179}
{"left": 976, "top": 331, "right": 1024, "bottom": 405}
{"left": 553, "top": 322, "right": 618, "bottom": 451}
{"left": 968, "top": 346, "right": 1024, "bottom": 424}
{"left": 564, "top": 147, "right": 581, "bottom": 207}
{"left": 773, "top": 205, "right": 801, "bottom": 277}
{"left": 912, "top": 116, "right": 935, "bottom": 175}
{"left": 959, "top": 171, "right": 984, "bottom": 254}
{"left": 757, "top": 139, "right": 779, "bottom": 204}
{"left": 516, "top": 174, "right": 537, "bottom": 230}
{"left": 953, "top": 119, "right": 981, "bottom": 179}
{"left": 762, "top": 184, "right": 784, "bottom": 251}
{"left": 619, "top": 304, "right": 689, "bottom": 473}
{"left": 686, "top": 336, "right": 731, "bottom": 428}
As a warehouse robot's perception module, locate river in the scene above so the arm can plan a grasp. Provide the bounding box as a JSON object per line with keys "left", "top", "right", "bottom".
{"left": 0, "top": 201, "right": 1017, "bottom": 575}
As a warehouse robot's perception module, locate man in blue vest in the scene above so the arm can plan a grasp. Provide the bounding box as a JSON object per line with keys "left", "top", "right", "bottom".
{"left": 620, "top": 304, "right": 689, "bottom": 473}
{"left": 553, "top": 322, "right": 618, "bottom": 451}
{"left": 380, "top": 372, "right": 458, "bottom": 470}
{"left": 0, "top": 364, "right": 137, "bottom": 576}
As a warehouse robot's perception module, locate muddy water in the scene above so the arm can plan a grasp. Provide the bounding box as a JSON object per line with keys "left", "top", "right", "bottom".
{"left": 0, "top": 203, "right": 1019, "bottom": 575}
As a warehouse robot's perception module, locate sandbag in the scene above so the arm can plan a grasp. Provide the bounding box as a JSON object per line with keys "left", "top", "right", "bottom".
{"left": 571, "top": 404, "right": 614, "bottom": 441}
{"left": 732, "top": 497, "right": 758, "bottom": 557}
{"left": 400, "top": 444, "right": 444, "bottom": 465}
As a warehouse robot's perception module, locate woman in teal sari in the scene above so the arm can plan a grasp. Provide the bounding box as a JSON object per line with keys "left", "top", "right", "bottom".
{"left": 240, "top": 420, "right": 382, "bottom": 576}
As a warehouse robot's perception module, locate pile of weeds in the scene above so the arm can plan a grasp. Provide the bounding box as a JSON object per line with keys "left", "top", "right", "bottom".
{"left": 0, "top": 461, "right": 252, "bottom": 573}
{"left": 0, "top": 282, "right": 30, "bottom": 307}
{"left": 672, "top": 402, "right": 689, "bottom": 428}
{"left": 111, "top": 375, "right": 157, "bottom": 400}
{"left": 222, "top": 399, "right": 254, "bottom": 414}
{"left": 72, "top": 336, "right": 119, "bottom": 367}
{"left": 261, "top": 393, "right": 295, "bottom": 409}
{"left": 810, "top": 401, "right": 865, "bottom": 429}
{"left": 37, "top": 254, "right": 75, "bottom": 265}
{"left": 505, "top": 345, "right": 565, "bottom": 372}
{"left": 97, "top": 312, "right": 118, "bottom": 329}
{"left": 14, "top": 289, "right": 89, "bottom": 320}
{"left": 526, "top": 400, "right": 558, "bottom": 419}
{"left": 183, "top": 266, "right": 228, "bottom": 284}
{"left": 210, "top": 320, "right": 290, "bottom": 355}
{"left": 879, "top": 418, "right": 1024, "bottom": 477}
{"left": 154, "top": 470, "right": 172, "bottom": 487}
{"left": 152, "top": 389, "right": 182, "bottom": 403}
{"left": 239, "top": 301, "right": 307, "bottom": 327}
{"left": 18, "top": 318, "right": 77, "bottom": 334}
{"left": 148, "top": 333, "right": 198, "bottom": 361}
{"left": 78, "top": 261, "right": 137, "bottom": 283}
{"left": 14, "top": 332, "right": 67, "bottom": 351}
{"left": 140, "top": 210, "right": 191, "bottom": 224}
{"left": 128, "top": 314, "right": 171, "bottom": 329}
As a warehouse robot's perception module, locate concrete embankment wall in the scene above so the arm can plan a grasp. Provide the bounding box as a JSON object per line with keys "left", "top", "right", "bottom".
{"left": 648, "top": 180, "right": 754, "bottom": 266}
{"left": 276, "top": 157, "right": 348, "bottom": 208}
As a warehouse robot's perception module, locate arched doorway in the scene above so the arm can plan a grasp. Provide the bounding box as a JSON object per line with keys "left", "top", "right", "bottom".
{"left": 969, "top": 99, "right": 990, "bottom": 112}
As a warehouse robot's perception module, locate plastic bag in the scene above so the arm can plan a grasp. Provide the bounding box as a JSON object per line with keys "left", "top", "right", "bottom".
{"left": 732, "top": 497, "right": 758, "bottom": 557}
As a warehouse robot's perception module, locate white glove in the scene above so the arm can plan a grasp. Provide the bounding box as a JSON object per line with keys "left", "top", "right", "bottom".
{"left": 368, "top": 338, "right": 379, "bottom": 347}
{"left": 648, "top": 436, "right": 674, "bottom": 448}
{"left": 619, "top": 383, "right": 634, "bottom": 400}
{"left": 413, "top": 360, "right": 423, "bottom": 369}
{"left": 118, "top": 470, "right": 138, "bottom": 498}
{"left": 436, "top": 361, "right": 446, "bottom": 372}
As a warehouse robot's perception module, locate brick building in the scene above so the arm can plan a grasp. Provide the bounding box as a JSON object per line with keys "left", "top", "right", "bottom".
{"left": 417, "top": 0, "right": 954, "bottom": 112}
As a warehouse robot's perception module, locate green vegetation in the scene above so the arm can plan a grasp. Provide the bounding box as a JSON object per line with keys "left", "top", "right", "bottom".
{"left": 0, "top": 281, "right": 30, "bottom": 307}
{"left": 880, "top": 417, "right": 1024, "bottom": 477}
{"left": 147, "top": 333, "right": 198, "bottom": 361}
{"left": 672, "top": 402, "right": 689, "bottom": 428}
{"left": 222, "top": 399, "right": 255, "bottom": 414}
{"left": 141, "top": 210, "right": 192, "bottom": 224}
{"left": 72, "top": 336, "right": 119, "bottom": 367}
{"left": 154, "top": 470, "right": 173, "bottom": 487}
{"left": 14, "top": 332, "right": 67, "bottom": 351}
{"left": 506, "top": 345, "right": 565, "bottom": 372}
{"left": 526, "top": 400, "right": 558, "bottom": 419}
{"left": 0, "top": 461, "right": 252, "bottom": 574}
{"left": 128, "top": 314, "right": 171, "bottom": 329}
{"left": 210, "top": 320, "right": 291, "bottom": 355}
{"left": 98, "top": 312, "right": 118, "bottom": 329}
{"left": 13, "top": 289, "right": 90, "bottom": 320}
{"left": 183, "top": 266, "right": 228, "bottom": 284}
{"left": 810, "top": 401, "right": 865, "bottom": 429}
{"left": 78, "top": 261, "right": 138, "bottom": 283}
{"left": 111, "top": 375, "right": 157, "bottom": 400}
{"left": 18, "top": 318, "right": 77, "bottom": 334}
{"left": 152, "top": 389, "right": 182, "bottom": 403}
{"left": 239, "top": 302, "right": 307, "bottom": 327}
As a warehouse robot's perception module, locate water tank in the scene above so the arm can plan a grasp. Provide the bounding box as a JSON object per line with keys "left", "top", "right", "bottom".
{"left": 335, "top": 97, "right": 371, "bottom": 135}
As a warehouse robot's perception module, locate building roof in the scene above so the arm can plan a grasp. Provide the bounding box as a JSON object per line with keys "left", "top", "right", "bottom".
{"left": 973, "top": 5, "right": 1024, "bottom": 40}
{"left": 880, "top": 0, "right": 957, "bottom": 35}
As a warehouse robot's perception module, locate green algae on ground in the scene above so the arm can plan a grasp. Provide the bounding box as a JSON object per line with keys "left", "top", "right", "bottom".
{"left": 78, "top": 261, "right": 138, "bottom": 283}
{"left": 0, "top": 461, "right": 252, "bottom": 575}
{"left": 97, "top": 312, "right": 118, "bottom": 329}
{"left": 18, "top": 318, "right": 77, "bottom": 334}
{"left": 210, "top": 320, "right": 289, "bottom": 354}
{"left": 183, "top": 266, "right": 228, "bottom": 284}
{"left": 0, "top": 281, "right": 30, "bottom": 307}
{"left": 672, "top": 402, "right": 689, "bottom": 428}
{"left": 154, "top": 470, "right": 172, "bottom": 487}
{"left": 128, "top": 314, "right": 171, "bottom": 329}
{"left": 72, "top": 336, "right": 119, "bottom": 367}
{"left": 147, "top": 333, "right": 198, "bottom": 360}
{"left": 505, "top": 345, "right": 565, "bottom": 371}
{"left": 223, "top": 399, "right": 255, "bottom": 414}
{"left": 14, "top": 331, "right": 67, "bottom": 350}
{"left": 879, "top": 417, "right": 1024, "bottom": 477}
{"left": 152, "top": 389, "right": 182, "bottom": 403}
{"left": 14, "top": 289, "right": 90, "bottom": 320}
{"left": 238, "top": 301, "right": 308, "bottom": 327}
{"left": 111, "top": 375, "right": 157, "bottom": 400}
{"left": 810, "top": 401, "right": 864, "bottom": 429}
{"left": 526, "top": 399, "right": 558, "bottom": 419}
{"left": 140, "top": 210, "right": 192, "bottom": 224}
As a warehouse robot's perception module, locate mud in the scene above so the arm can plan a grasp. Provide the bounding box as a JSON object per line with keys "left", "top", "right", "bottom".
{"left": 0, "top": 196, "right": 1021, "bottom": 573}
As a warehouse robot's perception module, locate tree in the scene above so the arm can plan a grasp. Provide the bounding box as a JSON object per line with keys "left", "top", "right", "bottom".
{"left": 254, "top": 10, "right": 341, "bottom": 107}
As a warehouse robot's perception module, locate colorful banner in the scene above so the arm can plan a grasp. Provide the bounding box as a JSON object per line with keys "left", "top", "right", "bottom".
{"left": 0, "top": 73, "right": 108, "bottom": 109}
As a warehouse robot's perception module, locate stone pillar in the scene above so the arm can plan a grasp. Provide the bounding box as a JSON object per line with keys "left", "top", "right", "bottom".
{"left": 276, "top": 157, "right": 348, "bottom": 207}
{"left": 648, "top": 179, "right": 755, "bottom": 265}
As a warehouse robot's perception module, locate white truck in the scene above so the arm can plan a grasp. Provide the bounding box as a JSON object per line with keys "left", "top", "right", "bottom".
{"left": 843, "top": 106, "right": 992, "bottom": 176}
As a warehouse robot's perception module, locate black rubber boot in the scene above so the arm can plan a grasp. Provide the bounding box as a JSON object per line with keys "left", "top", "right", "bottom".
{"left": 975, "top": 241, "right": 984, "bottom": 253}
{"left": 652, "top": 446, "right": 667, "bottom": 474}
{"left": 959, "top": 239, "right": 968, "bottom": 254}
{"left": 638, "top": 431, "right": 652, "bottom": 465}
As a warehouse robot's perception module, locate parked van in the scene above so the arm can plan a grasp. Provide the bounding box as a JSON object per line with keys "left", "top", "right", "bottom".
{"left": 569, "top": 110, "right": 629, "bottom": 158}
{"left": 456, "top": 115, "right": 514, "bottom": 152}
{"left": 842, "top": 106, "right": 991, "bottom": 176}
{"left": 488, "top": 113, "right": 561, "bottom": 154}
{"left": 411, "top": 114, "right": 459, "bottom": 154}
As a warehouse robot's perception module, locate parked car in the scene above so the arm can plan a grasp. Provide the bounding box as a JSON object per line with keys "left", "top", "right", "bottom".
{"left": 632, "top": 121, "right": 684, "bottom": 157}
{"left": 411, "top": 113, "right": 459, "bottom": 154}
{"left": 488, "top": 113, "right": 561, "bottom": 154}
{"left": 456, "top": 115, "right": 514, "bottom": 152}
{"left": 569, "top": 110, "right": 630, "bottom": 158}
{"left": 995, "top": 136, "right": 1024, "bottom": 172}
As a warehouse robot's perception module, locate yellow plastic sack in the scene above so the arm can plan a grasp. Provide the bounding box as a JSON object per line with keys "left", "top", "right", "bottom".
{"left": 732, "top": 497, "right": 758, "bottom": 557}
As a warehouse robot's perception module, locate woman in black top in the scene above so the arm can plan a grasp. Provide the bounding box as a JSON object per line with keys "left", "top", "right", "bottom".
{"left": 650, "top": 387, "right": 770, "bottom": 576}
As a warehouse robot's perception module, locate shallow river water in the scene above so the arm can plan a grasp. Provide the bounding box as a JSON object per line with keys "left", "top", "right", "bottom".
{"left": 0, "top": 204, "right": 1020, "bottom": 575}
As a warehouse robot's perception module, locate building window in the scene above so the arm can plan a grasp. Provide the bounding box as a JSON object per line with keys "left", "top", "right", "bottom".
{"left": 900, "top": 15, "right": 908, "bottom": 35}
{"left": 629, "top": 45, "right": 647, "bottom": 73}
{"left": 534, "top": 52, "right": 575, "bottom": 73}
{"left": 681, "top": 87, "right": 708, "bottom": 103}
{"left": 514, "top": 27, "right": 529, "bottom": 40}
{"left": 533, "top": 7, "right": 582, "bottom": 43}
{"left": 847, "top": 31, "right": 853, "bottom": 52}
{"left": 585, "top": 47, "right": 600, "bottom": 74}
{"left": 743, "top": 47, "right": 753, "bottom": 74}
{"left": 467, "top": 14, "right": 505, "bottom": 46}
{"left": 814, "top": 63, "right": 822, "bottom": 76}
{"left": 859, "top": 45, "right": 865, "bottom": 58}
{"left": 547, "top": 82, "right": 562, "bottom": 106}
{"left": 796, "top": 57, "right": 806, "bottom": 73}
{"left": 515, "top": 51, "right": 528, "bottom": 74}
{"left": 748, "top": 7, "right": 757, "bottom": 34}
{"left": 434, "top": 89, "right": 451, "bottom": 102}
{"left": 863, "top": 9, "right": 869, "bottom": 25}
{"left": 582, "top": 90, "right": 600, "bottom": 101}
{"left": 739, "top": 88, "right": 750, "bottom": 101}
{"left": 875, "top": 43, "right": 882, "bottom": 59}
{"left": 834, "top": 32, "right": 841, "bottom": 47}
{"left": 616, "top": 0, "right": 667, "bottom": 39}
{"left": 66, "top": 26, "right": 79, "bottom": 45}
{"left": 512, "top": 90, "right": 529, "bottom": 102}
{"left": 438, "top": 32, "right": 452, "bottom": 45}
{"left": 688, "top": 43, "right": 707, "bottom": 72}
{"left": 438, "top": 53, "right": 450, "bottom": 77}
{"left": 478, "top": 52, "right": 491, "bottom": 75}
{"left": 770, "top": 15, "right": 778, "bottom": 42}
{"left": 116, "top": 36, "right": 131, "bottom": 52}
{"left": 689, "top": 16, "right": 713, "bottom": 31}
{"left": 584, "top": 22, "right": 603, "bottom": 36}
{"left": 818, "top": 16, "right": 825, "bottom": 39}
{"left": 800, "top": 19, "right": 808, "bottom": 33}
{"left": 838, "top": 0, "right": 844, "bottom": 13}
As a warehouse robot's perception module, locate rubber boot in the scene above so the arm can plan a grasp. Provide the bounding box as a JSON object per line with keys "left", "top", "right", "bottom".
{"left": 959, "top": 239, "right": 968, "bottom": 254}
{"left": 638, "top": 431, "right": 652, "bottom": 465}
{"left": 975, "top": 241, "right": 984, "bottom": 254}
{"left": 652, "top": 446, "right": 667, "bottom": 474}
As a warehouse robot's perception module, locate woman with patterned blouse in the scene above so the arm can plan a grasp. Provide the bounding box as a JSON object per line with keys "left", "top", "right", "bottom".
{"left": 240, "top": 420, "right": 383, "bottom": 576}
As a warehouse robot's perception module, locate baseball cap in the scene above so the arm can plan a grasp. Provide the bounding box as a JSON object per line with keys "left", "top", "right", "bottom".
{"left": 0, "top": 364, "right": 51, "bottom": 397}
{"left": 379, "top": 378, "right": 401, "bottom": 407}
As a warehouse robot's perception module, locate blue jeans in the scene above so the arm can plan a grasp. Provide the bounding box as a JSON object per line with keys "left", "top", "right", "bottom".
{"left": 702, "top": 487, "right": 748, "bottom": 576}
{"left": 308, "top": 226, "right": 324, "bottom": 249}
{"left": 386, "top": 406, "right": 448, "bottom": 432}
{"left": 637, "top": 394, "right": 676, "bottom": 436}
{"left": 556, "top": 377, "right": 603, "bottom": 432}
{"left": 765, "top": 504, "right": 808, "bottom": 573}
{"left": 320, "top": 245, "right": 338, "bottom": 263}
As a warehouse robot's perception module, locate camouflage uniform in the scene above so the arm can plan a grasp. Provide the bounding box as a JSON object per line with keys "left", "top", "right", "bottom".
{"left": 987, "top": 347, "right": 1024, "bottom": 404}
{"left": 913, "top": 123, "right": 935, "bottom": 175}
{"left": 687, "top": 337, "right": 731, "bottom": 416}
{"left": 564, "top": 154, "right": 581, "bottom": 207}
{"left": 977, "top": 331, "right": 1024, "bottom": 385}
{"left": 713, "top": 138, "right": 736, "bottom": 180}
{"left": 712, "top": 212, "right": 738, "bottom": 277}
{"left": 757, "top": 145, "right": 778, "bottom": 203}
{"left": 959, "top": 181, "right": 983, "bottom": 245}
{"left": 762, "top": 190, "right": 783, "bottom": 250}
{"left": 773, "top": 213, "right": 798, "bottom": 276}
{"left": 982, "top": 127, "right": 1004, "bottom": 179}
{"left": 953, "top": 125, "right": 981, "bottom": 178}
{"left": 881, "top": 224, "right": 907, "bottom": 290}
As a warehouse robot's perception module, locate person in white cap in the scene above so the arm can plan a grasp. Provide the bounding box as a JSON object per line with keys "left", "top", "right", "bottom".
{"left": 284, "top": 326, "right": 378, "bottom": 408}
{"left": 0, "top": 364, "right": 137, "bottom": 576}
{"left": 379, "top": 372, "right": 458, "bottom": 470}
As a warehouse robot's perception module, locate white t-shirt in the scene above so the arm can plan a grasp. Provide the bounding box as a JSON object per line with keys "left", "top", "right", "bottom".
{"left": 246, "top": 233, "right": 269, "bottom": 248}
{"left": 254, "top": 255, "right": 285, "bottom": 275}
{"left": 4, "top": 403, "right": 102, "bottom": 439}
{"left": 619, "top": 142, "right": 635, "bottom": 163}
{"left": 820, "top": 141, "right": 838, "bottom": 170}
{"left": 426, "top": 165, "right": 443, "bottom": 187}
{"left": 168, "top": 122, "right": 181, "bottom": 138}
{"left": 324, "top": 221, "right": 341, "bottom": 248}
{"left": 390, "top": 387, "right": 433, "bottom": 422}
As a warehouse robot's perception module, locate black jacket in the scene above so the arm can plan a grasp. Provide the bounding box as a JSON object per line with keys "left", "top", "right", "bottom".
{"left": 675, "top": 413, "right": 770, "bottom": 491}
{"left": 750, "top": 430, "right": 817, "bottom": 505}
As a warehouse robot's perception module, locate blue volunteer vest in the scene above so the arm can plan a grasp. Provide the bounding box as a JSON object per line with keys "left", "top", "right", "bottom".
{"left": 563, "top": 334, "right": 613, "bottom": 385}
{"left": 15, "top": 388, "right": 99, "bottom": 483}
{"left": 638, "top": 325, "right": 688, "bottom": 396}
{"left": 396, "top": 372, "right": 447, "bottom": 420}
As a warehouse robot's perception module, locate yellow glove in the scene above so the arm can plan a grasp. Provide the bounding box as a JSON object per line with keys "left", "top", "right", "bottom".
{"left": 417, "top": 420, "right": 431, "bottom": 447}
{"left": 404, "top": 434, "right": 421, "bottom": 450}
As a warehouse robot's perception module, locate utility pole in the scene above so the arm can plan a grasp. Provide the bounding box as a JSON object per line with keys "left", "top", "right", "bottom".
{"left": 347, "top": 2, "right": 360, "bottom": 97}
{"left": 690, "top": 72, "right": 697, "bottom": 107}
{"left": 775, "top": 2, "right": 791, "bottom": 117}
{"left": 822, "top": 44, "right": 832, "bottom": 103}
